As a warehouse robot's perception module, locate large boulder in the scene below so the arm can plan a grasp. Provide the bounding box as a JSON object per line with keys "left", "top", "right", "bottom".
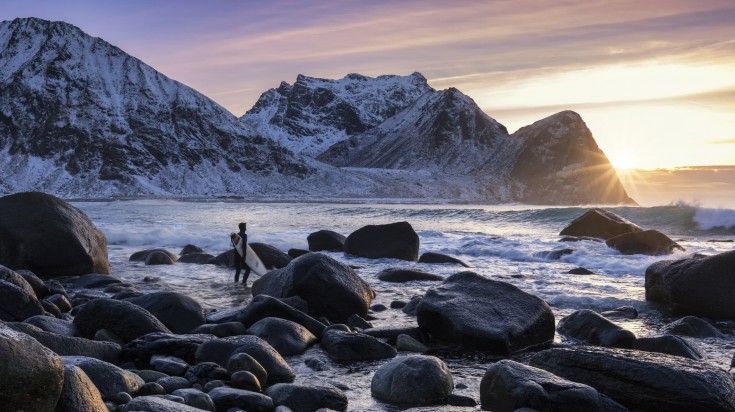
{"left": 376, "top": 268, "right": 443, "bottom": 282}
{"left": 252, "top": 253, "right": 375, "bottom": 322}
{"left": 418, "top": 252, "right": 469, "bottom": 267}
{"left": 529, "top": 346, "right": 735, "bottom": 412}
{"left": 606, "top": 229, "right": 684, "bottom": 255}
{"left": 195, "top": 335, "right": 296, "bottom": 384}
{"left": 246, "top": 317, "right": 317, "bottom": 356}
{"left": 0, "top": 192, "right": 110, "bottom": 276}
{"left": 0, "top": 265, "right": 37, "bottom": 296}
{"left": 480, "top": 359, "right": 627, "bottom": 412}
{"left": 371, "top": 355, "right": 453, "bottom": 406}
{"left": 121, "top": 333, "right": 216, "bottom": 366}
{"left": 344, "top": 221, "right": 420, "bottom": 260}
{"left": 0, "top": 323, "right": 64, "bottom": 411}
{"left": 129, "top": 248, "right": 177, "bottom": 262}
{"left": 559, "top": 208, "right": 642, "bottom": 240}
{"left": 320, "top": 328, "right": 397, "bottom": 361}
{"left": 267, "top": 383, "right": 348, "bottom": 412}
{"left": 645, "top": 251, "right": 735, "bottom": 319}
{"left": 63, "top": 356, "right": 145, "bottom": 400}
{"left": 73, "top": 298, "right": 171, "bottom": 343}
{"left": 0, "top": 278, "right": 44, "bottom": 321}
{"left": 208, "top": 387, "right": 274, "bottom": 412}
{"left": 416, "top": 271, "right": 555, "bottom": 354}
{"left": 557, "top": 309, "right": 636, "bottom": 348}
{"left": 56, "top": 364, "right": 108, "bottom": 412}
{"left": 126, "top": 291, "right": 206, "bottom": 334}
{"left": 633, "top": 335, "right": 703, "bottom": 360}
{"left": 250, "top": 242, "right": 293, "bottom": 269}
{"left": 7, "top": 322, "right": 121, "bottom": 363}
{"left": 307, "top": 229, "right": 346, "bottom": 252}
{"left": 235, "top": 294, "right": 327, "bottom": 338}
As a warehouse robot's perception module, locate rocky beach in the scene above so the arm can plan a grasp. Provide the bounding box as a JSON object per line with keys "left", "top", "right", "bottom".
{"left": 1, "top": 191, "right": 735, "bottom": 411}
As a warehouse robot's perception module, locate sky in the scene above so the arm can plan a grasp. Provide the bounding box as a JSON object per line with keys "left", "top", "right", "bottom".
{"left": 2, "top": 0, "right": 735, "bottom": 172}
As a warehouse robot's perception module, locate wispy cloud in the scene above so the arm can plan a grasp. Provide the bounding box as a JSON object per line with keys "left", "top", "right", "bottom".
{"left": 709, "top": 139, "right": 735, "bottom": 144}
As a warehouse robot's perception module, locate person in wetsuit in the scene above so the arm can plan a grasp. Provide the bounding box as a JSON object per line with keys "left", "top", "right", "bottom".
{"left": 234, "top": 222, "right": 251, "bottom": 284}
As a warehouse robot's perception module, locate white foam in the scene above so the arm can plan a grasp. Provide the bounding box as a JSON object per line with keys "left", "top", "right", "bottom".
{"left": 694, "top": 206, "right": 735, "bottom": 230}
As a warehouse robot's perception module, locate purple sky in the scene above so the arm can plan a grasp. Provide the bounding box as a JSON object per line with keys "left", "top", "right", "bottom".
{"left": 2, "top": 0, "right": 734, "bottom": 169}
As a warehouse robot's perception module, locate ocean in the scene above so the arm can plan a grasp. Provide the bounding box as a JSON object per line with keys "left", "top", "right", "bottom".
{"left": 74, "top": 200, "right": 735, "bottom": 411}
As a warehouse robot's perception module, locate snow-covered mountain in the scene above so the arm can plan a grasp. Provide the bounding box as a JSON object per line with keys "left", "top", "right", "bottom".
{"left": 0, "top": 17, "right": 634, "bottom": 204}
{"left": 241, "top": 72, "right": 432, "bottom": 156}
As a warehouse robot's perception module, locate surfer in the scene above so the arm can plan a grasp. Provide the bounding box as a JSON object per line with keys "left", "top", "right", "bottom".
{"left": 234, "top": 222, "right": 251, "bottom": 283}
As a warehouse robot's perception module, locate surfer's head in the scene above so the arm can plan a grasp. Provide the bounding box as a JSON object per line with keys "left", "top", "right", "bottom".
{"left": 238, "top": 222, "right": 247, "bottom": 231}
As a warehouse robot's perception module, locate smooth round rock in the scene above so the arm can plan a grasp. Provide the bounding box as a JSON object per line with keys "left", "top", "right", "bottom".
{"left": 267, "top": 383, "right": 348, "bottom": 411}
{"left": 247, "top": 317, "right": 317, "bottom": 356}
{"left": 371, "top": 355, "right": 453, "bottom": 406}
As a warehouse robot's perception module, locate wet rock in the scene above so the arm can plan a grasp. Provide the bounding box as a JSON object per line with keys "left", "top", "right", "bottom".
{"left": 418, "top": 252, "right": 469, "bottom": 267}
{"left": 304, "top": 356, "right": 329, "bottom": 371}
{"left": 180, "top": 244, "right": 205, "bottom": 255}
{"left": 0, "top": 323, "right": 64, "bottom": 411}
{"left": 129, "top": 248, "right": 178, "bottom": 262}
{"left": 447, "top": 394, "right": 477, "bottom": 407}
{"left": 7, "top": 322, "right": 121, "bottom": 363}
{"left": 633, "top": 335, "right": 703, "bottom": 360}
{"left": 557, "top": 309, "right": 636, "bottom": 348}
{"left": 208, "top": 387, "right": 274, "bottom": 412}
{"left": 344, "top": 221, "right": 420, "bottom": 260}
{"left": 0, "top": 192, "right": 110, "bottom": 276}
{"left": 46, "top": 279, "right": 69, "bottom": 299}
{"left": 363, "top": 326, "right": 426, "bottom": 345}
{"left": 600, "top": 306, "right": 638, "bottom": 319}
{"left": 231, "top": 370, "right": 262, "bottom": 392}
{"left": 15, "top": 269, "right": 50, "bottom": 297}
{"left": 157, "top": 376, "right": 191, "bottom": 393}
{"left": 122, "top": 395, "right": 205, "bottom": 412}
{"left": 192, "top": 322, "right": 248, "bottom": 337}
{"left": 150, "top": 354, "right": 190, "bottom": 376}
{"left": 307, "top": 229, "right": 347, "bottom": 252}
{"left": 227, "top": 352, "right": 269, "bottom": 387}
{"left": 606, "top": 229, "right": 684, "bottom": 255}
{"left": 416, "top": 272, "right": 555, "bottom": 354}
{"left": 376, "top": 268, "right": 443, "bottom": 282}
{"left": 346, "top": 313, "right": 372, "bottom": 330}
{"left": 72, "top": 273, "right": 123, "bottom": 289}
{"left": 371, "top": 355, "right": 453, "bottom": 406}
{"left": 252, "top": 253, "right": 375, "bottom": 323}
{"left": 371, "top": 303, "right": 387, "bottom": 312}
{"left": 559, "top": 208, "right": 642, "bottom": 240}
{"left": 0, "top": 278, "right": 44, "bottom": 321}
{"left": 402, "top": 296, "right": 422, "bottom": 316}
{"left": 568, "top": 267, "right": 594, "bottom": 275}
{"left": 56, "top": 364, "right": 108, "bottom": 412}
{"left": 73, "top": 297, "right": 171, "bottom": 343}
{"left": 172, "top": 388, "right": 217, "bottom": 411}
{"left": 0, "top": 265, "right": 37, "bottom": 296}
{"left": 251, "top": 242, "right": 293, "bottom": 269}
{"left": 267, "top": 383, "right": 348, "bottom": 411}
{"left": 396, "top": 334, "right": 429, "bottom": 352}
{"left": 146, "top": 251, "right": 177, "bottom": 265}
{"left": 126, "top": 291, "right": 206, "bottom": 334}
{"left": 178, "top": 252, "right": 215, "bottom": 264}
{"left": 235, "top": 294, "right": 327, "bottom": 338}
{"left": 529, "top": 346, "right": 735, "bottom": 412}
{"left": 645, "top": 251, "right": 735, "bottom": 319}
{"left": 320, "top": 328, "right": 397, "bottom": 361}
{"left": 662, "top": 316, "right": 723, "bottom": 338}
{"left": 24, "top": 314, "right": 76, "bottom": 336}
{"left": 196, "top": 335, "right": 296, "bottom": 384}
{"left": 288, "top": 248, "right": 310, "bottom": 258}
{"left": 209, "top": 249, "right": 237, "bottom": 267}
{"left": 390, "top": 300, "right": 406, "bottom": 309}
{"left": 533, "top": 248, "right": 574, "bottom": 260}
{"left": 138, "top": 381, "right": 167, "bottom": 395}
{"left": 42, "top": 298, "right": 61, "bottom": 316}
{"left": 48, "top": 293, "right": 73, "bottom": 312}
{"left": 94, "top": 328, "right": 124, "bottom": 345}
{"left": 185, "top": 362, "right": 229, "bottom": 386}
{"left": 121, "top": 333, "right": 215, "bottom": 366}
{"left": 480, "top": 359, "right": 627, "bottom": 412}
{"left": 135, "top": 369, "right": 169, "bottom": 383}
{"left": 63, "top": 356, "right": 144, "bottom": 401}
{"left": 247, "top": 317, "right": 317, "bottom": 356}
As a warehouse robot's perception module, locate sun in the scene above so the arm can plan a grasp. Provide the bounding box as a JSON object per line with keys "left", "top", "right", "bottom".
{"left": 610, "top": 152, "right": 636, "bottom": 171}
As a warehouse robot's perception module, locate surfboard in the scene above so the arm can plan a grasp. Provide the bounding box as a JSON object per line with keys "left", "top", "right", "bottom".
{"left": 230, "top": 232, "right": 267, "bottom": 276}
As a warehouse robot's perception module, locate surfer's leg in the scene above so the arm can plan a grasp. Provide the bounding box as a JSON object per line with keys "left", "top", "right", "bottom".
{"left": 241, "top": 264, "right": 251, "bottom": 284}
{"left": 234, "top": 252, "right": 242, "bottom": 282}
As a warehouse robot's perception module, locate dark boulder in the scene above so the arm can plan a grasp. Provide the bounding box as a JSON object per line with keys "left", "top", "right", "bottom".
{"left": 0, "top": 192, "right": 110, "bottom": 276}
{"left": 24, "top": 314, "right": 76, "bottom": 336}
{"left": 47, "top": 293, "right": 73, "bottom": 312}
{"left": 56, "top": 364, "right": 108, "bottom": 412}
{"left": 126, "top": 291, "right": 206, "bottom": 334}
{"left": 208, "top": 387, "right": 274, "bottom": 412}
{"left": 208, "top": 249, "right": 237, "bottom": 267}
{"left": 121, "top": 333, "right": 215, "bottom": 366}
{"left": 72, "top": 273, "right": 123, "bottom": 289}
{"left": 145, "top": 251, "right": 177, "bottom": 265}
{"left": 480, "top": 359, "right": 627, "bottom": 412}
{"left": 195, "top": 335, "right": 295, "bottom": 384}
{"left": 235, "top": 294, "right": 327, "bottom": 338}
{"left": 180, "top": 244, "right": 205, "bottom": 255}
{"left": 533, "top": 248, "right": 574, "bottom": 260}
{"left": 557, "top": 309, "right": 636, "bottom": 348}
{"left": 150, "top": 354, "right": 190, "bottom": 376}
{"left": 376, "top": 268, "right": 443, "bottom": 282}
{"left": 606, "top": 229, "right": 684, "bottom": 255}
{"left": 0, "top": 278, "right": 44, "bottom": 321}
{"left": 231, "top": 370, "right": 262, "bottom": 392}
{"left": 0, "top": 264, "right": 37, "bottom": 296}
{"left": 63, "top": 356, "right": 145, "bottom": 400}
{"left": 252, "top": 253, "right": 375, "bottom": 323}
{"left": 645, "top": 251, "right": 735, "bottom": 319}
{"left": 16, "top": 269, "right": 50, "bottom": 297}
{"left": 122, "top": 395, "right": 206, "bottom": 412}
{"left": 156, "top": 376, "right": 190, "bottom": 393}
{"left": 0, "top": 323, "right": 64, "bottom": 411}
{"left": 227, "top": 352, "right": 269, "bottom": 387}
{"left": 529, "top": 346, "right": 735, "bottom": 412}
{"left": 418, "top": 252, "right": 469, "bottom": 267}
{"left": 307, "top": 230, "right": 347, "bottom": 252}
{"left": 192, "top": 322, "right": 247, "bottom": 337}
{"left": 267, "top": 383, "right": 348, "bottom": 412}
{"left": 559, "top": 208, "right": 642, "bottom": 240}
{"left": 600, "top": 306, "right": 638, "bottom": 319}
{"left": 416, "top": 271, "right": 555, "bottom": 354}
{"left": 633, "top": 335, "right": 703, "bottom": 360}
{"left": 172, "top": 388, "right": 217, "bottom": 411}
{"left": 288, "top": 248, "right": 310, "bottom": 258}
{"left": 320, "top": 328, "right": 397, "bottom": 361}
{"left": 129, "top": 248, "right": 177, "bottom": 262}
{"left": 344, "top": 221, "right": 420, "bottom": 260}
{"left": 178, "top": 252, "right": 215, "bottom": 264}
{"left": 74, "top": 298, "right": 171, "bottom": 343}
{"left": 568, "top": 267, "right": 594, "bottom": 275}
{"left": 247, "top": 317, "right": 317, "bottom": 356}
{"left": 184, "top": 362, "right": 229, "bottom": 386}
{"left": 662, "top": 316, "right": 723, "bottom": 338}
{"left": 371, "top": 355, "right": 453, "bottom": 406}
{"left": 7, "top": 322, "right": 121, "bottom": 363}
{"left": 250, "top": 242, "right": 293, "bottom": 269}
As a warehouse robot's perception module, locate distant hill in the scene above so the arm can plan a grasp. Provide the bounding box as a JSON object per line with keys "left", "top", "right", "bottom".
{"left": 0, "top": 17, "right": 634, "bottom": 205}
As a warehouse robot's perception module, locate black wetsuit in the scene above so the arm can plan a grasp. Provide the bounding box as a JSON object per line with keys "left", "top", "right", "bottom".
{"left": 234, "top": 230, "right": 251, "bottom": 283}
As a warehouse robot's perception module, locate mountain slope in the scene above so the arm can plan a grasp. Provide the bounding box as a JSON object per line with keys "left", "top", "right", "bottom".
{"left": 241, "top": 72, "right": 432, "bottom": 156}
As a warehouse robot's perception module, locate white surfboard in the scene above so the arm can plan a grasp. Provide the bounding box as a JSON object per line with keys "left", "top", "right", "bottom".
{"left": 230, "top": 232, "right": 267, "bottom": 276}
